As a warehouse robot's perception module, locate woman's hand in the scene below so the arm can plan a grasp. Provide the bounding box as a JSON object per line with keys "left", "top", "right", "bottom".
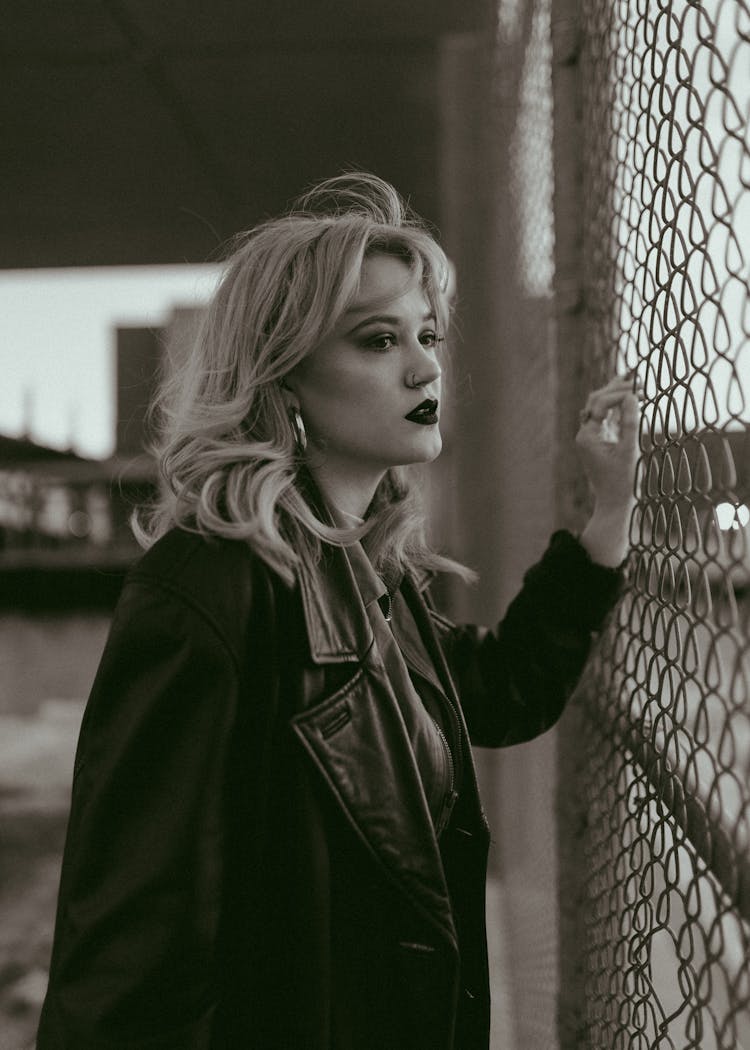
{"left": 576, "top": 373, "right": 641, "bottom": 509}
{"left": 576, "top": 373, "right": 642, "bottom": 567}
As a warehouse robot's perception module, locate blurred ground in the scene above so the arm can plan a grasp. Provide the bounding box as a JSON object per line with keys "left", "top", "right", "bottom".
{"left": 0, "top": 700, "right": 83, "bottom": 1050}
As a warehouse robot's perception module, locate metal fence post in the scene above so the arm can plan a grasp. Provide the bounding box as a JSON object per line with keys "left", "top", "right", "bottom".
{"left": 549, "top": 3, "right": 592, "bottom": 1047}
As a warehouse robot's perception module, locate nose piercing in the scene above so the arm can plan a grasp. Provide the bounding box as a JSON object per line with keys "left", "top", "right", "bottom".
{"left": 408, "top": 371, "right": 418, "bottom": 388}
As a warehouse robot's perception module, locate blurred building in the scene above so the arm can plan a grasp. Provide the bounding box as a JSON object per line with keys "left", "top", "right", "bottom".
{"left": 0, "top": 309, "right": 199, "bottom": 609}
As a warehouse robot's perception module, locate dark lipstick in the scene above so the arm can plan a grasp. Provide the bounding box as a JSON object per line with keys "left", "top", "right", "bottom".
{"left": 405, "top": 398, "right": 439, "bottom": 425}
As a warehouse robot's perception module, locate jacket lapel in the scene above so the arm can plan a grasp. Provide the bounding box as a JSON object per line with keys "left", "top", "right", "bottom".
{"left": 291, "top": 547, "right": 457, "bottom": 946}
{"left": 390, "top": 589, "right": 454, "bottom": 706}
{"left": 401, "top": 576, "right": 492, "bottom": 840}
{"left": 290, "top": 659, "right": 456, "bottom": 946}
{"left": 399, "top": 575, "right": 461, "bottom": 709}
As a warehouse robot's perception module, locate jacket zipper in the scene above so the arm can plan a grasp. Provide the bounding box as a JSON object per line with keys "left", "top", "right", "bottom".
{"left": 431, "top": 716, "right": 458, "bottom": 836}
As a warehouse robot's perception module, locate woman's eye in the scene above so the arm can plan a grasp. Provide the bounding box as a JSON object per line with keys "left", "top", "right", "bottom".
{"left": 421, "top": 330, "right": 446, "bottom": 349}
{"left": 360, "top": 330, "right": 444, "bottom": 352}
{"left": 364, "top": 333, "right": 397, "bottom": 351}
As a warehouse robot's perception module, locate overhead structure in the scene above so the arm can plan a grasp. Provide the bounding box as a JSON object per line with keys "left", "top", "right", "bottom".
{"left": 2, "top": 0, "right": 489, "bottom": 268}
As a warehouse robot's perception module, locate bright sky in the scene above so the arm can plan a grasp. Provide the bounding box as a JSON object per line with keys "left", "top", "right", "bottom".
{"left": 0, "top": 265, "right": 221, "bottom": 459}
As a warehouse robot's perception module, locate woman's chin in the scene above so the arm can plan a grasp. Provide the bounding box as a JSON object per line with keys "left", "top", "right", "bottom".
{"left": 403, "top": 431, "right": 443, "bottom": 465}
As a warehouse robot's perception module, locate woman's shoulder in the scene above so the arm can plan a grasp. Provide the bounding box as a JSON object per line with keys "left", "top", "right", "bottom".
{"left": 129, "top": 525, "right": 255, "bottom": 583}
{"left": 120, "top": 527, "right": 281, "bottom": 653}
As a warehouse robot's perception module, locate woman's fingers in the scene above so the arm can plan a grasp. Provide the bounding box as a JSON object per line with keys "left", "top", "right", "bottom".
{"left": 577, "top": 379, "right": 642, "bottom": 452}
{"left": 582, "top": 389, "right": 639, "bottom": 422}
{"left": 583, "top": 375, "right": 644, "bottom": 422}
{"left": 619, "top": 391, "right": 640, "bottom": 430}
{"left": 575, "top": 384, "right": 641, "bottom": 506}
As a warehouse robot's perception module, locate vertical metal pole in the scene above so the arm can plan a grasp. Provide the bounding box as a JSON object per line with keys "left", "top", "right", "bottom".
{"left": 441, "top": 2, "right": 574, "bottom": 1044}
{"left": 439, "top": 12, "right": 561, "bottom": 1046}
{"left": 550, "top": 3, "right": 589, "bottom": 527}
{"left": 550, "top": 3, "right": 589, "bottom": 1047}
{"left": 435, "top": 28, "right": 498, "bottom": 621}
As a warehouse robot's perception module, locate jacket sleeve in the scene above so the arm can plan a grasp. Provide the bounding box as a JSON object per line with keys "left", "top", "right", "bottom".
{"left": 36, "top": 579, "right": 240, "bottom": 1050}
{"left": 431, "top": 530, "right": 625, "bottom": 748}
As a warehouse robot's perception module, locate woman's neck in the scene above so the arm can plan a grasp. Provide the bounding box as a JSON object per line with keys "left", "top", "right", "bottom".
{"left": 305, "top": 461, "right": 384, "bottom": 522}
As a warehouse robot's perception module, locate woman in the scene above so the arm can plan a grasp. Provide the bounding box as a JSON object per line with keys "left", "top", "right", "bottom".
{"left": 37, "top": 173, "right": 639, "bottom": 1050}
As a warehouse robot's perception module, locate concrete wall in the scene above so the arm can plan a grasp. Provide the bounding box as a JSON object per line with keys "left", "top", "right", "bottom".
{"left": 0, "top": 613, "right": 110, "bottom": 716}
{"left": 437, "top": 14, "right": 563, "bottom": 1049}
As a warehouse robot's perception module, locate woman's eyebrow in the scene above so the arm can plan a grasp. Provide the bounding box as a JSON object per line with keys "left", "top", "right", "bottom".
{"left": 345, "top": 311, "right": 436, "bottom": 336}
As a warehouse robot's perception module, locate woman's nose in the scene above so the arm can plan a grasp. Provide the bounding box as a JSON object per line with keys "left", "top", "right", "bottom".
{"left": 406, "top": 340, "right": 442, "bottom": 387}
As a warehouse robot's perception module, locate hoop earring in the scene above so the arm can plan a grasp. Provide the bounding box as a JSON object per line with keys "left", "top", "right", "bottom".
{"left": 288, "top": 406, "right": 307, "bottom": 454}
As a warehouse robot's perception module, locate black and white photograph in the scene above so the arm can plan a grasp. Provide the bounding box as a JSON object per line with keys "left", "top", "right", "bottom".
{"left": 0, "top": 2, "right": 748, "bottom": 1048}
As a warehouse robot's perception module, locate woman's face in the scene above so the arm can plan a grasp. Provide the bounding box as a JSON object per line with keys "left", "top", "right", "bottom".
{"left": 287, "top": 253, "right": 443, "bottom": 493}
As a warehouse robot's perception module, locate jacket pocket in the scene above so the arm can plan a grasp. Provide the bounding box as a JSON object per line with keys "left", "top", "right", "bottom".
{"left": 301, "top": 666, "right": 364, "bottom": 738}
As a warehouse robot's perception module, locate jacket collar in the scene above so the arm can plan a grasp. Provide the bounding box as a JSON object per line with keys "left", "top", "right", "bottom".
{"left": 297, "top": 543, "right": 373, "bottom": 664}
{"left": 297, "top": 541, "right": 436, "bottom": 665}
{"left": 342, "top": 536, "right": 389, "bottom": 611}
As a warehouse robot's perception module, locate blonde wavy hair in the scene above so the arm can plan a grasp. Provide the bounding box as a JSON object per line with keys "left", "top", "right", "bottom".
{"left": 136, "top": 172, "right": 474, "bottom": 587}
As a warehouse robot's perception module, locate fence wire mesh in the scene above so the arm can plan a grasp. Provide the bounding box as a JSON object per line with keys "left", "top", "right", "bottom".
{"left": 557, "top": 0, "right": 750, "bottom": 1047}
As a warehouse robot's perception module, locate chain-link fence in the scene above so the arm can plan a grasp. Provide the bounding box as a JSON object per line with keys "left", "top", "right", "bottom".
{"left": 555, "top": 0, "right": 750, "bottom": 1047}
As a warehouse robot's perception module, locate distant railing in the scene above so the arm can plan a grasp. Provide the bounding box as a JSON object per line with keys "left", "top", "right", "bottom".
{"left": 0, "top": 454, "right": 156, "bottom": 570}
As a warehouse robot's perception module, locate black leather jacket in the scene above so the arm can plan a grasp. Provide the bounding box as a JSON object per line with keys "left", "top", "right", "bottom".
{"left": 37, "top": 527, "right": 623, "bottom": 1050}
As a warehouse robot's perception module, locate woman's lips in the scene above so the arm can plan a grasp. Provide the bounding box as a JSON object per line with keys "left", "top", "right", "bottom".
{"left": 405, "top": 398, "right": 439, "bottom": 424}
